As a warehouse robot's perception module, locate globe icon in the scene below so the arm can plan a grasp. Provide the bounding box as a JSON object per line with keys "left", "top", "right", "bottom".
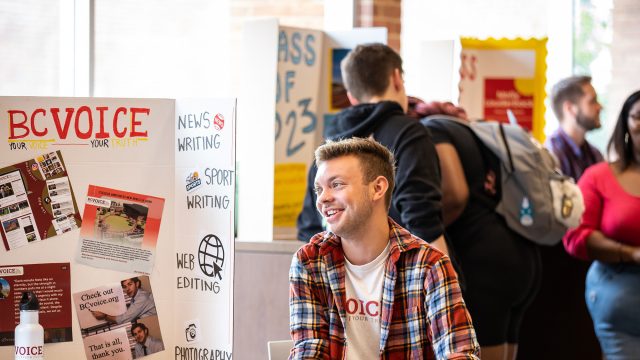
{"left": 198, "top": 234, "right": 225, "bottom": 280}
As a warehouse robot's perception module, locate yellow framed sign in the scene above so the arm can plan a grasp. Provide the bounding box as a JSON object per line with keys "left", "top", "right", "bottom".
{"left": 458, "top": 37, "right": 547, "bottom": 142}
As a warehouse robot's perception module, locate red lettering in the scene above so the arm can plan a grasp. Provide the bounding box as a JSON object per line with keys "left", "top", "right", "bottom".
{"left": 113, "top": 107, "right": 127, "bottom": 138}
{"left": 130, "top": 107, "right": 149, "bottom": 137}
{"left": 346, "top": 299, "right": 358, "bottom": 315}
{"left": 95, "top": 106, "right": 109, "bottom": 138}
{"left": 8, "top": 106, "right": 149, "bottom": 140}
{"left": 75, "top": 106, "right": 93, "bottom": 139}
{"left": 8, "top": 110, "right": 28, "bottom": 139}
{"left": 51, "top": 107, "right": 75, "bottom": 139}
{"left": 365, "top": 301, "right": 379, "bottom": 316}
{"left": 31, "top": 108, "right": 48, "bottom": 136}
{"left": 358, "top": 299, "right": 366, "bottom": 315}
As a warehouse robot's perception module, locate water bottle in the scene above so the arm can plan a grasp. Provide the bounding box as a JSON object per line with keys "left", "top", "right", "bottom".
{"left": 14, "top": 291, "right": 44, "bottom": 360}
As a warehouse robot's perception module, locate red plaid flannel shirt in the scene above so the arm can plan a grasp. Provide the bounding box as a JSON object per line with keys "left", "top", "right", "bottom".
{"left": 289, "top": 218, "right": 480, "bottom": 359}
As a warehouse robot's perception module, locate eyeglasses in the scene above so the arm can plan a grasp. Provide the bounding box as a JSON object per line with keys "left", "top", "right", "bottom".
{"left": 629, "top": 113, "right": 640, "bottom": 121}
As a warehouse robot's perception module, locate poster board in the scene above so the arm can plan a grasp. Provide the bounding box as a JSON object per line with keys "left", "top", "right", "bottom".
{"left": 237, "top": 20, "right": 386, "bottom": 242}
{"left": 0, "top": 96, "right": 235, "bottom": 359}
{"left": 272, "top": 26, "right": 324, "bottom": 240}
{"left": 458, "top": 37, "right": 548, "bottom": 141}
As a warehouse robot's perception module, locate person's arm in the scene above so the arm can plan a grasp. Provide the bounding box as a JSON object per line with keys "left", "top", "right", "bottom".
{"left": 92, "top": 292, "right": 157, "bottom": 325}
{"left": 89, "top": 310, "right": 117, "bottom": 324}
{"left": 288, "top": 253, "right": 331, "bottom": 359}
{"left": 425, "top": 256, "right": 480, "bottom": 359}
{"left": 434, "top": 143, "right": 469, "bottom": 226}
{"left": 585, "top": 230, "right": 640, "bottom": 264}
{"left": 296, "top": 163, "right": 324, "bottom": 242}
{"left": 392, "top": 123, "right": 444, "bottom": 243}
{"left": 113, "top": 293, "right": 156, "bottom": 324}
{"left": 563, "top": 167, "right": 604, "bottom": 260}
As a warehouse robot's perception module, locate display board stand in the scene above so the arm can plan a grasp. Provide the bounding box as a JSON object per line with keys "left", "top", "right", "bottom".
{"left": 0, "top": 97, "right": 236, "bottom": 360}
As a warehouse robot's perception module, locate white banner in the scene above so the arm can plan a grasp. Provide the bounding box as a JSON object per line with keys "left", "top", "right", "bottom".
{"left": 173, "top": 98, "right": 236, "bottom": 359}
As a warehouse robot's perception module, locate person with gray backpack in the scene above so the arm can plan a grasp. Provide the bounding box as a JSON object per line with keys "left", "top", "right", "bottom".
{"left": 423, "top": 116, "right": 543, "bottom": 360}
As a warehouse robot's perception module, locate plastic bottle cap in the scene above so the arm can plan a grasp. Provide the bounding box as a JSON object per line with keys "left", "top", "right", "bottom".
{"left": 19, "top": 291, "right": 40, "bottom": 311}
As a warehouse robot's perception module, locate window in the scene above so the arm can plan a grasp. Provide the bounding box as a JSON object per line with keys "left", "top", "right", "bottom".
{"left": 92, "top": 0, "right": 231, "bottom": 98}
{"left": 0, "top": 0, "right": 67, "bottom": 96}
{"left": 574, "top": 0, "right": 613, "bottom": 152}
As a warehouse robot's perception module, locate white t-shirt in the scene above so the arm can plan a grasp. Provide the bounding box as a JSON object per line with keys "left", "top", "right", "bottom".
{"left": 344, "top": 241, "right": 390, "bottom": 360}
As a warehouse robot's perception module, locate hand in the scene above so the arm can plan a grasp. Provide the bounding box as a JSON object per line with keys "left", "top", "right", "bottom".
{"left": 90, "top": 310, "right": 106, "bottom": 320}
{"left": 631, "top": 246, "right": 640, "bottom": 264}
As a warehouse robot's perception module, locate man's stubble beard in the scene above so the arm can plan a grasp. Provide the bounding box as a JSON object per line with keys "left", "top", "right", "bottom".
{"left": 576, "top": 110, "right": 600, "bottom": 131}
{"left": 331, "top": 192, "right": 374, "bottom": 241}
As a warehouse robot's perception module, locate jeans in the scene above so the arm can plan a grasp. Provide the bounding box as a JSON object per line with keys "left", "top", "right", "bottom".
{"left": 585, "top": 261, "right": 640, "bottom": 360}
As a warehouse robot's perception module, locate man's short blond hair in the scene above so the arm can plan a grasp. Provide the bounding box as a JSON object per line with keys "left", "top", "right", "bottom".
{"left": 315, "top": 137, "right": 396, "bottom": 209}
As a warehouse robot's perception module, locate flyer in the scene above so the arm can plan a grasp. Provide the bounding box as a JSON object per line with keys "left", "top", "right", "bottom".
{"left": 0, "top": 263, "right": 72, "bottom": 346}
{"left": 0, "top": 151, "right": 81, "bottom": 251}
{"left": 75, "top": 185, "right": 165, "bottom": 275}
{"left": 72, "top": 276, "right": 164, "bottom": 360}
{"left": 458, "top": 37, "right": 548, "bottom": 141}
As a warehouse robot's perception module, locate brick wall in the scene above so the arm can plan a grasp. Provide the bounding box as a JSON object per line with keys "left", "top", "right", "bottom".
{"left": 231, "top": 0, "right": 325, "bottom": 31}
{"left": 356, "top": 0, "right": 402, "bottom": 51}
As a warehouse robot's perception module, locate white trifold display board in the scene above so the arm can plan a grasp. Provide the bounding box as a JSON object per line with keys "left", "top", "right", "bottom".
{"left": 0, "top": 96, "right": 235, "bottom": 359}
{"left": 237, "top": 19, "right": 386, "bottom": 242}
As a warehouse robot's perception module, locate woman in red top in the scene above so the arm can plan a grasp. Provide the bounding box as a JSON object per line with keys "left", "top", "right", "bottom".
{"left": 563, "top": 90, "right": 640, "bottom": 359}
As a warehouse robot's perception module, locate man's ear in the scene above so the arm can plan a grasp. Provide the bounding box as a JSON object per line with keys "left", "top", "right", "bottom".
{"left": 391, "top": 68, "right": 403, "bottom": 92}
{"left": 347, "top": 92, "right": 359, "bottom": 106}
{"left": 370, "top": 176, "right": 389, "bottom": 202}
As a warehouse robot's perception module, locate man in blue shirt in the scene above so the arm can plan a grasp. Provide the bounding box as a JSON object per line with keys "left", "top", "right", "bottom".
{"left": 520, "top": 76, "right": 604, "bottom": 358}
{"left": 90, "top": 277, "right": 157, "bottom": 324}
{"left": 546, "top": 75, "right": 604, "bottom": 181}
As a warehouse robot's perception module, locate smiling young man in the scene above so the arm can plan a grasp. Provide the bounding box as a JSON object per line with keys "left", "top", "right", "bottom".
{"left": 297, "top": 43, "right": 450, "bottom": 257}
{"left": 289, "top": 137, "right": 480, "bottom": 359}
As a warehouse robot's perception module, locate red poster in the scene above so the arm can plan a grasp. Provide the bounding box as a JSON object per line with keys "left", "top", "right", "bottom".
{"left": 76, "top": 185, "right": 165, "bottom": 275}
{"left": 0, "top": 263, "right": 72, "bottom": 346}
{"left": 483, "top": 78, "right": 534, "bottom": 131}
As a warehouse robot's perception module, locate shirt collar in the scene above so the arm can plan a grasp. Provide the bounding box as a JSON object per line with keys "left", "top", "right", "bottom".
{"left": 556, "top": 128, "right": 584, "bottom": 157}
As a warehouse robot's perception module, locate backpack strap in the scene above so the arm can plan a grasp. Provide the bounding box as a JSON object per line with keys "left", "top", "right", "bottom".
{"left": 498, "top": 122, "right": 515, "bottom": 173}
{"left": 421, "top": 115, "right": 501, "bottom": 209}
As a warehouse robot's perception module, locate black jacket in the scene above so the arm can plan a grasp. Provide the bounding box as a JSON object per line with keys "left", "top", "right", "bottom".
{"left": 296, "top": 101, "right": 444, "bottom": 243}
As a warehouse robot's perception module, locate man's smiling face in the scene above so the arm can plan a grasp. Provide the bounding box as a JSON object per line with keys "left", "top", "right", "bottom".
{"left": 314, "top": 155, "right": 374, "bottom": 239}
